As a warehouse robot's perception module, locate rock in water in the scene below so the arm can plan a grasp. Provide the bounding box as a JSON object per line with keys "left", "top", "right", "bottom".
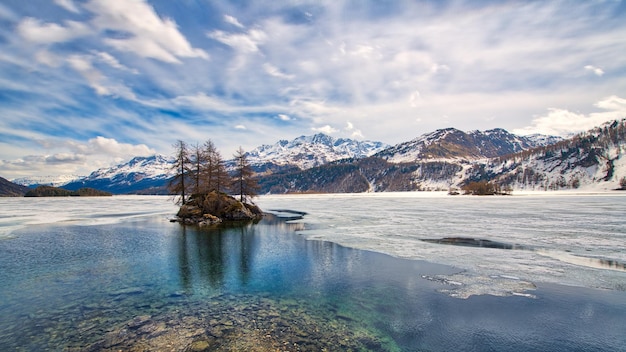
{"left": 174, "top": 191, "right": 263, "bottom": 225}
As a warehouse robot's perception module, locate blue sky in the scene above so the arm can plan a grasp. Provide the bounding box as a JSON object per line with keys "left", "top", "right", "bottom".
{"left": 0, "top": 0, "right": 625, "bottom": 178}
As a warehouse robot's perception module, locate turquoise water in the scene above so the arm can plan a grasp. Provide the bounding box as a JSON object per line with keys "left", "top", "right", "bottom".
{"left": 0, "top": 197, "right": 625, "bottom": 351}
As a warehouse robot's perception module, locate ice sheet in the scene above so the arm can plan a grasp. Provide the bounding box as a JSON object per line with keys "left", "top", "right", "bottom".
{"left": 257, "top": 192, "right": 626, "bottom": 297}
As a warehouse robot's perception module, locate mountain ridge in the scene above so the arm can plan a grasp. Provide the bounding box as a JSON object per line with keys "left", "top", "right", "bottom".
{"left": 259, "top": 119, "right": 626, "bottom": 193}
{"left": 9, "top": 123, "right": 621, "bottom": 195}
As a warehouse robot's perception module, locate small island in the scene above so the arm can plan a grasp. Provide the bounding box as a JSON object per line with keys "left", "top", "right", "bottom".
{"left": 169, "top": 140, "right": 262, "bottom": 226}
{"left": 24, "top": 185, "right": 112, "bottom": 197}
{"left": 174, "top": 191, "right": 262, "bottom": 226}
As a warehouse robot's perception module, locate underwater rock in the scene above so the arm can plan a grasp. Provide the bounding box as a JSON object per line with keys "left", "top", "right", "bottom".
{"left": 79, "top": 293, "right": 391, "bottom": 352}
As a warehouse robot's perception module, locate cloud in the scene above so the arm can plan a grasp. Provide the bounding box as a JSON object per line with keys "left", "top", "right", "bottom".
{"left": 277, "top": 114, "right": 291, "bottom": 121}
{"left": 208, "top": 29, "right": 267, "bottom": 53}
{"left": 94, "top": 51, "right": 139, "bottom": 74}
{"left": 67, "top": 55, "right": 110, "bottom": 95}
{"left": 263, "top": 63, "right": 294, "bottom": 79}
{"left": 594, "top": 95, "right": 626, "bottom": 111}
{"left": 35, "top": 50, "right": 63, "bottom": 67}
{"left": 312, "top": 125, "right": 338, "bottom": 134}
{"left": 344, "top": 121, "right": 364, "bottom": 139}
{"left": 85, "top": 0, "right": 209, "bottom": 63}
{"left": 224, "top": 15, "right": 244, "bottom": 28}
{"left": 513, "top": 96, "right": 626, "bottom": 136}
{"left": 82, "top": 136, "right": 154, "bottom": 156}
{"left": 54, "top": 0, "right": 80, "bottom": 13}
{"left": 17, "top": 17, "right": 91, "bottom": 43}
{"left": 0, "top": 137, "right": 154, "bottom": 178}
{"left": 66, "top": 55, "right": 136, "bottom": 98}
{"left": 584, "top": 65, "right": 604, "bottom": 76}
{"left": 235, "top": 124, "right": 247, "bottom": 130}
{"left": 171, "top": 93, "right": 236, "bottom": 112}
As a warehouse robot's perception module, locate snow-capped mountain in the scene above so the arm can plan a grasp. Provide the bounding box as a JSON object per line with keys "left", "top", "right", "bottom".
{"left": 60, "top": 134, "right": 388, "bottom": 193}
{"left": 244, "top": 133, "right": 389, "bottom": 171}
{"left": 481, "top": 119, "right": 626, "bottom": 191}
{"left": 258, "top": 119, "right": 625, "bottom": 193}
{"left": 376, "top": 128, "right": 561, "bottom": 163}
{"left": 63, "top": 155, "right": 175, "bottom": 194}
{"left": 12, "top": 174, "right": 84, "bottom": 187}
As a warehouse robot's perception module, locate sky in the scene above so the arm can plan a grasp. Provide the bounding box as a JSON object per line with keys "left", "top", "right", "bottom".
{"left": 0, "top": 0, "right": 625, "bottom": 179}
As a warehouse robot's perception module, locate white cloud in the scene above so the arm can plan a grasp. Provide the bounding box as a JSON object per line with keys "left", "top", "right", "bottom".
{"left": 85, "top": 0, "right": 209, "bottom": 63}
{"left": 344, "top": 121, "right": 364, "bottom": 139}
{"left": 409, "top": 90, "right": 421, "bottom": 107}
{"left": 67, "top": 55, "right": 136, "bottom": 99}
{"left": 0, "top": 137, "right": 154, "bottom": 178}
{"left": 208, "top": 29, "right": 267, "bottom": 53}
{"left": 224, "top": 15, "right": 244, "bottom": 28}
{"left": 594, "top": 95, "right": 626, "bottom": 111}
{"left": 83, "top": 136, "right": 154, "bottom": 156}
{"left": 235, "top": 124, "right": 247, "bottom": 130}
{"left": 17, "top": 17, "right": 91, "bottom": 43}
{"left": 171, "top": 93, "right": 234, "bottom": 112}
{"left": 312, "top": 125, "right": 338, "bottom": 134}
{"left": 67, "top": 55, "right": 110, "bottom": 95}
{"left": 277, "top": 114, "right": 291, "bottom": 121}
{"left": 584, "top": 65, "right": 604, "bottom": 76}
{"left": 513, "top": 96, "right": 626, "bottom": 136}
{"left": 263, "top": 63, "right": 294, "bottom": 79}
{"left": 94, "top": 51, "right": 139, "bottom": 74}
{"left": 54, "top": 0, "right": 80, "bottom": 13}
{"left": 35, "top": 50, "right": 63, "bottom": 67}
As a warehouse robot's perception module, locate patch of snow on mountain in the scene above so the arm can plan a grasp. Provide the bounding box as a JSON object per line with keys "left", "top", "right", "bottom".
{"left": 11, "top": 175, "right": 84, "bottom": 187}
{"left": 245, "top": 133, "right": 389, "bottom": 170}
{"left": 84, "top": 155, "right": 175, "bottom": 181}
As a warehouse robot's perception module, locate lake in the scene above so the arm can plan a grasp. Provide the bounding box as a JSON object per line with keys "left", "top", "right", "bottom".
{"left": 0, "top": 194, "right": 625, "bottom": 351}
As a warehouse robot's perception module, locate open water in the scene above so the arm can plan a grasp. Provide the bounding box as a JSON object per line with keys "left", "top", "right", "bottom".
{"left": 0, "top": 194, "right": 625, "bottom": 351}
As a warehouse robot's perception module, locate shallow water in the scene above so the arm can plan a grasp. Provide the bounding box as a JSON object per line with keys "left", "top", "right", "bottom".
{"left": 256, "top": 193, "right": 626, "bottom": 295}
{"left": 1, "top": 195, "right": 625, "bottom": 351}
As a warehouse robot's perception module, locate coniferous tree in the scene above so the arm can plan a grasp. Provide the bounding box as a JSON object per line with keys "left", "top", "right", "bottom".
{"left": 203, "top": 140, "right": 217, "bottom": 192}
{"left": 212, "top": 149, "right": 230, "bottom": 194}
{"left": 202, "top": 139, "right": 229, "bottom": 194}
{"left": 231, "top": 146, "right": 259, "bottom": 202}
{"left": 169, "top": 140, "right": 190, "bottom": 204}
{"left": 190, "top": 142, "right": 207, "bottom": 195}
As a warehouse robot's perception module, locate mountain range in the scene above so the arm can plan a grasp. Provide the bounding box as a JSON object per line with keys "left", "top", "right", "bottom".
{"left": 4, "top": 119, "right": 626, "bottom": 196}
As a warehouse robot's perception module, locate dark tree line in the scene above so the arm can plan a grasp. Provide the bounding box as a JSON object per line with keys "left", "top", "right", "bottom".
{"left": 168, "top": 140, "right": 258, "bottom": 204}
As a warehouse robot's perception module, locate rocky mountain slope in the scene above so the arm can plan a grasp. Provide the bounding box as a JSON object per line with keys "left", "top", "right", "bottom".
{"left": 258, "top": 120, "right": 625, "bottom": 193}
{"left": 476, "top": 119, "right": 626, "bottom": 191}
{"left": 0, "top": 176, "right": 29, "bottom": 196}
{"left": 376, "top": 128, "right": 561, "bottom": 163}
{"left": 63, "top": 155, "right": 176, "bottom": 194}
{"left": 237, "top": 133, "right": 389, "bottom": 173}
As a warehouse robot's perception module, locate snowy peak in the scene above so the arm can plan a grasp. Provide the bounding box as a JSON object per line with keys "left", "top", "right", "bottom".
{"left": 84, "top": 154, "right": 175, "bottom": 181}
{"left": 11, "top": 174, "right": 84, "bottom": 187}
{"left": 377, "top": 128, "right": 561, "bottom": 163}
{"left": 245, "top": 133, "right": 389, "bottom": 170}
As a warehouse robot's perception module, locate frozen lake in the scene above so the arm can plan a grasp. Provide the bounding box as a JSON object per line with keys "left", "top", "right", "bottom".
{"left": 0, "top": 193, "right": 625, "bottom": 350}
{"left": 257, "top": 192, "right": 626, "bottom": 297}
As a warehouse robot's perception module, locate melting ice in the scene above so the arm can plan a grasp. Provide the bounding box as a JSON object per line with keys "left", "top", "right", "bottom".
{"left": 257, "top": 192, "right": 626, "bottom": 298}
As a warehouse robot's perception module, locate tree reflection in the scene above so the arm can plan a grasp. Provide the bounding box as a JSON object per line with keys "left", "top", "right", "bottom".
{"left": 174, "top": 220, "right": 261, "bottom": 293}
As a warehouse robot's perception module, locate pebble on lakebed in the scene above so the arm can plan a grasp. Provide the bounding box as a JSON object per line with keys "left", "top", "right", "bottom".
{"left": 68, "top": 293, "right": 389, "bottom": 352}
